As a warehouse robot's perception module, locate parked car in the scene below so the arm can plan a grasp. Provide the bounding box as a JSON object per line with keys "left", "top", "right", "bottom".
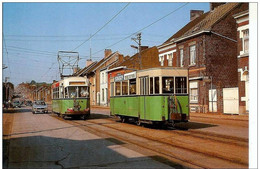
{"left": 12, "top": 100, "right": 21, "bottom": 108}
{"left": 26, "top": 100, "right": 33, "bottom": 106}
{"left": 32, "top": 101, "right": 48, "bottom": 114}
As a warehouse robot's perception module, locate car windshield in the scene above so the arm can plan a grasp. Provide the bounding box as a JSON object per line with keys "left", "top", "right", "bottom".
{"left": 34, "top": 101, "right": 46, "bottom": 105}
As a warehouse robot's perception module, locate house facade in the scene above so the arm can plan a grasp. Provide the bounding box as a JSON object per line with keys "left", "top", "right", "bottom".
{"left": 158, "top": 3, "right": 249, "bottom": 114}
{"left": 234, "top": 10, "right": 249, "bottom": 114}
{"left": 107, "top": 46, "right": 160, "bottom": 105}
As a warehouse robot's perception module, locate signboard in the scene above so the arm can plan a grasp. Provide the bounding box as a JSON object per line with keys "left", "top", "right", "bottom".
{"left": 69, "top": 82, "right": 85, "bottom": 85}
{"left": 114, "top": 75, "right": 124, "bottom": 82}
{"left": 124, "top": 72, "right": 136, "bottom": 80}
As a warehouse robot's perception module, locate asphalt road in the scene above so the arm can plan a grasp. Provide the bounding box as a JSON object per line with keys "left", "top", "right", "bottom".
{"left": 3, "top": 106, "right": 248, "bottom": 168}
{"left": 3, "top": 107, "right": 174, "bottom": 169}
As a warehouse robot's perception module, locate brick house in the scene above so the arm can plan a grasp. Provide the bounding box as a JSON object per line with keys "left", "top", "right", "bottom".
{"left": 233, "top": 10, "right": 249, "bottom": 114}
{"left": 158, "top": 3, "right": 249, "bottom": 114}
{"left": 75, "top": 49, "right": 125, "bottom": 106}
{"left": 107, "top": 46, "right": 160, "bottom": 105}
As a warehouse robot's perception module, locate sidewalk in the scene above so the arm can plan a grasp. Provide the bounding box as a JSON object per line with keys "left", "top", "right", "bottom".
{"left": 91, "top": 105, "right": 249, "bottom": 121}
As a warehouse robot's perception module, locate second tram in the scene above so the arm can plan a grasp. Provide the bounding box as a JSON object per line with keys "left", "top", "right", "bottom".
{"left": 110, "top": 67, "right": 189, "bottom": 126}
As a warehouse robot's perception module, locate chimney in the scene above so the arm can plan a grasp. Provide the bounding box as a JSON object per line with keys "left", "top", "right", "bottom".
{"left": 86, "top": 59, "right": 93, "bottom": 67}
{"left": 140, "top": 46, "right": 149, "bottom": 52}
{"left": 104, "top": 49, "right": 112, "bottom": 58}
{"left": 190, "top": 10, "right": 204, "bottom": 21}
{"left": 210, "top": 3, "right": 226, "bottom": 11}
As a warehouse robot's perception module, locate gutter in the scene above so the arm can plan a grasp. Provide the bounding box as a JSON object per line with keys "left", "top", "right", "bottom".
{"left": 174, "top": 30, "right": 210, "bottom": 43}
{"left": 174, "top": 30, "right": 236, "bottom": 43}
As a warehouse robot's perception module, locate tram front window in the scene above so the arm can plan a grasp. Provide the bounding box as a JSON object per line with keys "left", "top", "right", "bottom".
{"left": 68, "top": 86, "right": 77, "bottom": 98}
{"left": 79, "top": 86, "right": 89, "bottom": 97}
{"left": 162, "top": 77, "right": 174, "bottom": 93}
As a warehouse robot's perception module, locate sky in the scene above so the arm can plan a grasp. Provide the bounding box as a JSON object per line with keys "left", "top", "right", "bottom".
{"left": 2, "top": 2, "right": 210, "bottom": 86}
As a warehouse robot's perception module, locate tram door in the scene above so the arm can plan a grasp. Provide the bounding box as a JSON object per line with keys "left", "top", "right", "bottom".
{"left": 140, "top": 76, "right": 149, "bottom": 119}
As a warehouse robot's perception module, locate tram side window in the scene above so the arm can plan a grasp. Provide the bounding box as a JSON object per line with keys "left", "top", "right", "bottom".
{"left": 150, "top": 77, "right": 153, "bottom": 94}
{"left": 65, "top": 87, "right": 68, "bottom": 98}
{"left": 175, "top": 77, "right": 187, "bottom": 94}
{"left": 129, "top": 79, "right": 136, "bottom": 95}
{"left": 53, "top": 87, "right": 59, "bottom": 99}
{"left": 115, "top": 82, "right": 121, "bottom": 96}
{"left": 110, "top": 82, "right": 114, "bottom": 96}
{"left": 122, "top": 81, "right": 128, "bottom": 95}
{"left": 79, "top": 86, "right": 89, "bottom": 97}
{"left": 155, "top": 77, "right": 159, "bottom": 94}
{"left": 60, "top": 87, "right": 64, "bottom": 98}
{"left": 162, "top": 77, "right": 174, "bottom": 93}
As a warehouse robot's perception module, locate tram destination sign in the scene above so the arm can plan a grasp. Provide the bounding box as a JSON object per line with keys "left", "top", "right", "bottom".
{"left": 124, "top": 72, "right": 136, "bottom": 80}
{"left": 114, "top": 75, "right": 124, "bottom": 82}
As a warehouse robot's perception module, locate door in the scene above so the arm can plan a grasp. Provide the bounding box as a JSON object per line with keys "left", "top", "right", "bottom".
{"left": 209, "top": 89, "right": 217, "bottom": 112}
{"left": 245, "top": 81, "right": 249, "bottom": 111}
{"left": 140, "top": 76, "right": 149, "bottom": 119}
{"left": 223, "top": 88, "right": 239, "bottom": 114}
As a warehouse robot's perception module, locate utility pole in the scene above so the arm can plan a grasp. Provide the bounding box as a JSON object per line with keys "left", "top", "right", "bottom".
{"left": 131, "top": 33, "right": 142, "bottom": 70}
{"left": 90, "top": 34, "right": 92, "bottom": 61}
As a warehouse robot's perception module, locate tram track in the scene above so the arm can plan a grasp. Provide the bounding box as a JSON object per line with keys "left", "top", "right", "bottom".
{"left": 85, "top": 118, "right": 248, "bottom": 166}
{"left": 51, "top": 114, "right": 248, "bottom": 168}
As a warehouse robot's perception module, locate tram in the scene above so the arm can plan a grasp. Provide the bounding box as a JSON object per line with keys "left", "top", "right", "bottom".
{"left": 110, "top": 67, "right": 189, "bottom": 126}
{"left": 52, "top": 76, "right": 90, "bottom": 119}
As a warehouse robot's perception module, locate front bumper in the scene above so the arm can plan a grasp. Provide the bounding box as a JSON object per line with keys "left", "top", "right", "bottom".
{"left": 33, "top": 108, "right": 48, "bottom": 113}
{"left": 64, "top": 108, "right": 90, "bottom": 116}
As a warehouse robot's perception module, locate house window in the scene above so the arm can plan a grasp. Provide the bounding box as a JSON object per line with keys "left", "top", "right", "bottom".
{"left": 180, "top": 49, "right": 184, "bottom": 67}
{"left": 190, "top": 81, "right": 198, "bottom": 103}
{"left": 190, "top": 45, "right": 196, "bottom": 65}
{"left": 243, "top": 29, "right": 249, "bottom": 54}
{"left": 159, "top": 55, "right": 164, "bottom": 66}
{"left": 102, "top": 89, "right": 104, "bottom": 101}
{"left": 102, "top": 73, "right": 104, "bottom": 84}
{"left": 168, "top": 53, "right": 173, "bottom": 66}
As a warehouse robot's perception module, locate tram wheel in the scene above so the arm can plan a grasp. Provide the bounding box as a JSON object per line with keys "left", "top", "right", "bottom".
{"left": 81, "top": 115, "right": 87, "bottom": 120}
{"left": 61, "top": 114, "right": 65, "bottom": 119}
{"left": 121, "top": 117, "right": 126, "bottom": 123}
{"left": 136, "top": 119, "right": 141, "bottom": 126}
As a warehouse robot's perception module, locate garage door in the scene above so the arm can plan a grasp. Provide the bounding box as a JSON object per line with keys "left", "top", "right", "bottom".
{"left": 223, "top": 88, "right": 239, "bottom": 114}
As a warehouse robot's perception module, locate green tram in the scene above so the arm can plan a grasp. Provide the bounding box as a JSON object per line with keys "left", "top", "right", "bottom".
{"left": 52, "top": 76, "right": 90, "bottom": 119}
{"left": 110, "top": 67, "right": 189, "bottom": 127}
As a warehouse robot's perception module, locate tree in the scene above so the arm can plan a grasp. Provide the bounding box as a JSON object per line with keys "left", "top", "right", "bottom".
{"left": 30, "top": 80, "right": 36, "bottom": 85}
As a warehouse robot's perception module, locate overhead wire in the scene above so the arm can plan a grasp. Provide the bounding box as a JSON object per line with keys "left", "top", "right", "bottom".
{"left": 3, "top": 33, "right": 12, "bottom": 79}
{"left": 72, "top": 2, "right": 131, "bottom": 51}
{"left": 86, "top": 2, "right": 189, "bottom": 59}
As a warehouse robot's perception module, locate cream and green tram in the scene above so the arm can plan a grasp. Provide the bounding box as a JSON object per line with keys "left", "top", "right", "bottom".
{"left": 110, "top": 67, "right": 189, "bottom": 126}
{"left": 52, "top": 76, "right": 90, "bottom": 119}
